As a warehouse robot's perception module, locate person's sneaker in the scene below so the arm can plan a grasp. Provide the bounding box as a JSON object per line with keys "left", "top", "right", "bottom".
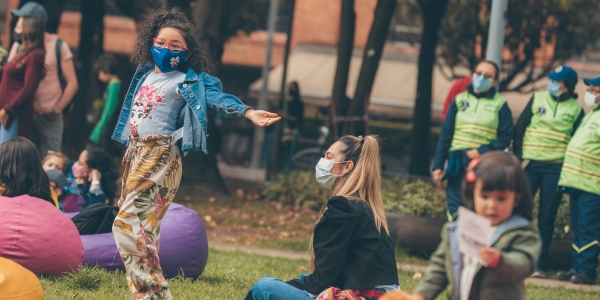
{"left": 531, "top": 270, "right": 546, "bottom": 279}
{"left": 570, "top": 273, "right": 596, "bottom": 285}
{"left": 556, "top": 270, "right": 577, "bottom": 281}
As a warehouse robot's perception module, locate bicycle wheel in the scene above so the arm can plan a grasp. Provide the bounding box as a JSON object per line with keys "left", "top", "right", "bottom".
{"left": 290, "top": 148, "right": 323, "bottom": 171}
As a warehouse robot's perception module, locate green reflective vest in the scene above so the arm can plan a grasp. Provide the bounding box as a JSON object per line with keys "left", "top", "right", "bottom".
{"left": 559, "top": 109, "right": 600, "bottom": 195}
{"left": 522, "top": 92, "right": 583, "bottom": 161}
{"left": 450, "top": 91, "right": 506, "bottom": 151}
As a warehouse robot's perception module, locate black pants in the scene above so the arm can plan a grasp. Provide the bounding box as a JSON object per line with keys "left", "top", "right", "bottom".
{"left": 525, "top": 161, "right": 563, "bottom": 271}
{"left": 446, "top": 168, "right": 464, "bottom": 220}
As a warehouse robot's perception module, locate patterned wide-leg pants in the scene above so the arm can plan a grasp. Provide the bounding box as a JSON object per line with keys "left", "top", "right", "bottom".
{"left": 113, "top": 137, "right": 182, "bottom": 300}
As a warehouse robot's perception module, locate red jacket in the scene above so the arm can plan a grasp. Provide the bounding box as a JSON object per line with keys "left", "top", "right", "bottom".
{"left": 441, "top": 76, "right": 472, "bottom": 121}
{"left": 0, "top": 48, "right": 45, "bottom": 138}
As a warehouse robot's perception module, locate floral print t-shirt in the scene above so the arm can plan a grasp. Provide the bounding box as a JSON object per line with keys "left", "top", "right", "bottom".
{"left": 129, "top": 70, "right": 187, "bottom": 138}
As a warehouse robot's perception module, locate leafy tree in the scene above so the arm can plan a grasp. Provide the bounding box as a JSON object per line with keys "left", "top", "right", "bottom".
{"left": 184, "top": 0, "right": 272, "bottom": 192}
{"left": 439, "top": 0, "right": 600, "bottom": 92}
{"left": 407, "top": 0, "right": 600, "bottom": 176}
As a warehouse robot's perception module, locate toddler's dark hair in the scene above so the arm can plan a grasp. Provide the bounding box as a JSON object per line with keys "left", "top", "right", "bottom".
{"left": 0, "top": 137, "right": 53, "bottom": 205}
{"left": 94, "top": 53, "right": 119, "bottom": 75}
{"left": 461, "top": 151, "right": 534, "bottom": 220}
{"left": 130, "top": 7, "right": 214, "bottom": 74}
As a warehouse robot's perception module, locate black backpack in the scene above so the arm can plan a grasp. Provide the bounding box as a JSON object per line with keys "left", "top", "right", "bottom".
{"left": 71, "top": 203, "right": 120, "bottom": 235}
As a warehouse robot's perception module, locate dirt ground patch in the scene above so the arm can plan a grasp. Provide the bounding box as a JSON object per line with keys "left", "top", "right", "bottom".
{"left": 174, "top": 178, "right": 320, "bottom": 248}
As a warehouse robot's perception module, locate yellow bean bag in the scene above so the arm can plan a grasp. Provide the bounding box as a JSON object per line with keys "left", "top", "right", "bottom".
{"left": 0, "top": 257, "right": 44, "bottom": 300}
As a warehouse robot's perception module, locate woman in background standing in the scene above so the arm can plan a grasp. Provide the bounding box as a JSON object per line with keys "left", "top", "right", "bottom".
{"left": 0, "top": 15, "right": 45, "bottom": 144}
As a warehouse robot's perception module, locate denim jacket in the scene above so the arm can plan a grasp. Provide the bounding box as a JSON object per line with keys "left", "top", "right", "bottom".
{"left": 112, "top": 63, "right": 251, "bottom": 155}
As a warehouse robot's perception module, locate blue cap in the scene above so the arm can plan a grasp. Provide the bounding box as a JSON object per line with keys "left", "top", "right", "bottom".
{"left": 45, "top": 169, "right": 68, "bottom": 191}
{"left": 584, "top": 76, "right": 600, "bottom": 86}
{"left": 11, "top": 2, "right": 48, "bottom": 23}
{"left": 547, "top": 65, "right": 578, "bottom": 85}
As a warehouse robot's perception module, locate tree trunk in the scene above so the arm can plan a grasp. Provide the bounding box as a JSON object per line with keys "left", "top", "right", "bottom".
{"left": 64, "top": 0, "right": 104, "bottom": 154}
{"left": 331, "top": 0, "right": 355, "bottom": 132}
{"left": 180, "top": 0, "right": 231, "bottom": 194}
{"left": 408, "top": 0, "right": 449, "bottom": 177}
{"left": 347, "top": 0, "right": 396, "bottom": 135}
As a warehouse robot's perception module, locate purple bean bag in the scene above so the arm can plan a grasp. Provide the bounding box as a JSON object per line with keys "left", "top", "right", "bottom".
{"left": 69, "top": 203, "right": 208, "bottom": 278}
{"left": 0, "top": 195, "right": 84, "bottom": 276}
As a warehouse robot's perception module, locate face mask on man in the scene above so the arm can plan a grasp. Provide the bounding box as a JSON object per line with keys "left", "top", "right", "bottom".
{"left": 472, "top": 74, "right": 492, "bottom": 93}
{"left": 584, "top": 91, "right": 599, "bottom": 109}
{"left": 547, "top": 80, "right": 563, "bottom": 97}
{"left": 315, "top": 158, "right": 348, "bottom": 190}
{"left": 150, "top": 46, "right": 187, "bottom": 73}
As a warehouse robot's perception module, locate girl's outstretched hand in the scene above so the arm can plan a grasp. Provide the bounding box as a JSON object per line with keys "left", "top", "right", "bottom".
{"left": 245, "top": 109, "right": 281, "bottom": 127}
{"left": 379, "top": 291, "right": 425, "bottom": 300}
{"left": 479, "top": 247, "right": 502, "bottom": 268}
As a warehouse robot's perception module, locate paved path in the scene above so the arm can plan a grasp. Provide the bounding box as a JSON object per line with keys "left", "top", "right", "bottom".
{"left": 211, "top": 243, "right": 600, "bottom": 292}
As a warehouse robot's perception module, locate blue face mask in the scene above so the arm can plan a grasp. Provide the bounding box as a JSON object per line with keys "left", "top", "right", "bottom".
{"left": 472, "top": 74, "right": 492, "bottom": 93}
{"left": 150, "top": 46, "right": 187, "bottom": 73}
{"left": 547, "top": 80, "right": 562, "bottom": 97}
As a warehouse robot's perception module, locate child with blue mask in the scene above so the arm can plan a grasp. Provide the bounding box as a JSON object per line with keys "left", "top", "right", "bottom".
{"left": 432, "top": 60, "right": 514, "bottom": 221}
{"left": 512, "top": 65, "right": 584, "bottom": 279}
{"left": 110, "top": 8, "right": 281, "bottom": 300}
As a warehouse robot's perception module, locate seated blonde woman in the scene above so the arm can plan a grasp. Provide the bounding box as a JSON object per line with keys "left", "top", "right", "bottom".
{"left": 245, "top": 135, "right": 400, "bottom": 300}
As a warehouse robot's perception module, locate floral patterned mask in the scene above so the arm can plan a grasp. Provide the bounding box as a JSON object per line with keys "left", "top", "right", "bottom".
{"left": 150, "top": 46, "right": 187, "bottom": 73}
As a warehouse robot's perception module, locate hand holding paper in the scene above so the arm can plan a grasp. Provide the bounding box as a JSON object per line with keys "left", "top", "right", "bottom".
{"left": 478, "top": 247, "right": 501, "bottom": 268}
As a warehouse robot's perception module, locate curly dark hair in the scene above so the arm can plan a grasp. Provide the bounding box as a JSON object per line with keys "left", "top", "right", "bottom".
{"left": 130, "top": 8, "right": 214, "bottom": 73}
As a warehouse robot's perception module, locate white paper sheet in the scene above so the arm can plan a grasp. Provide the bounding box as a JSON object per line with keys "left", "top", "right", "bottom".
{"left": 458, "top": 206, "right": 491, "bottom": 259}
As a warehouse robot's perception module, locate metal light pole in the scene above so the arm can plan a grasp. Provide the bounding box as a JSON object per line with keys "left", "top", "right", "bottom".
{"left": 250, "top": 0, "right": 280, "bottom": 168}
{"left": 485, "top": 0, "right": 508, "bottom": 70}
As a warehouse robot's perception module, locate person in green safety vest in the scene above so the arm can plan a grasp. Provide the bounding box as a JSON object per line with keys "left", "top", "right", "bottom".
{"left": 432, "top": 60, "right": 513, "bottom": 220}
{"left": 513, "top": 65, "right": 584, "bottom": 279}
{"left": 555, "top": 76, "right": 600, "bottom": 285}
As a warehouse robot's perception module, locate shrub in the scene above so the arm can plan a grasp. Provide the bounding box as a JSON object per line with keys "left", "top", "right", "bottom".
{"left": 263, "top": 171, "right": 571, "bottom": 240}
{"left": 263, "top": 171, "right": 447, "bottom": 218}
{"left": 263, "top": 171, "right": 330, "bottom": 211}
{"left": 382, "top": 178, "right": 448, "bottom": 219}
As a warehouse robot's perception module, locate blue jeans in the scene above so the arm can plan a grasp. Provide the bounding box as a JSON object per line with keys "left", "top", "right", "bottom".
{"left": 525, "top": 161, "right": 563, "bottom": 271}
{"left": 568, "top": 189, "right": 600, "bottom": 279}
{"left": 244, "top": 276, "right": 316, "bottom": 300}
{"left": 0, "top": 118, "right": 18, "bottom": 144}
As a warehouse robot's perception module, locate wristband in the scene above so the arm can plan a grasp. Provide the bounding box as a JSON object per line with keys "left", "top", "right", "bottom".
{"left": 91, "top": 180, "right": 101, "bottom": 186}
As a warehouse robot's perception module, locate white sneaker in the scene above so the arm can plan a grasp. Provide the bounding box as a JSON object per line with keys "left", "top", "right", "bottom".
{"left": 531, "top": 270, "right": 546, "bottom": 279}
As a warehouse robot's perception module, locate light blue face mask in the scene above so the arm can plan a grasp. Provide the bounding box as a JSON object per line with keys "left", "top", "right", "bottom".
{"left": 472, "top": 74, "right": 492, "bottom": 93}
{"left": 547, "top": 80, "right": 563, "bottom": 97}
{"left": 315, "top": 158, "right": 348, "bottom": 190}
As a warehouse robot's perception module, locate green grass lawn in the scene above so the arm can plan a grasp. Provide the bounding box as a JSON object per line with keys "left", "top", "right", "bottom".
{"left": 40, "top": 248, "right": 599, "bottom": 300}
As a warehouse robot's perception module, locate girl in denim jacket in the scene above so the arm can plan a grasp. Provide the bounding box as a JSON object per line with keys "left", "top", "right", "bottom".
{"left": 110, "top": 8, "right": 279, "bottom": 300}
